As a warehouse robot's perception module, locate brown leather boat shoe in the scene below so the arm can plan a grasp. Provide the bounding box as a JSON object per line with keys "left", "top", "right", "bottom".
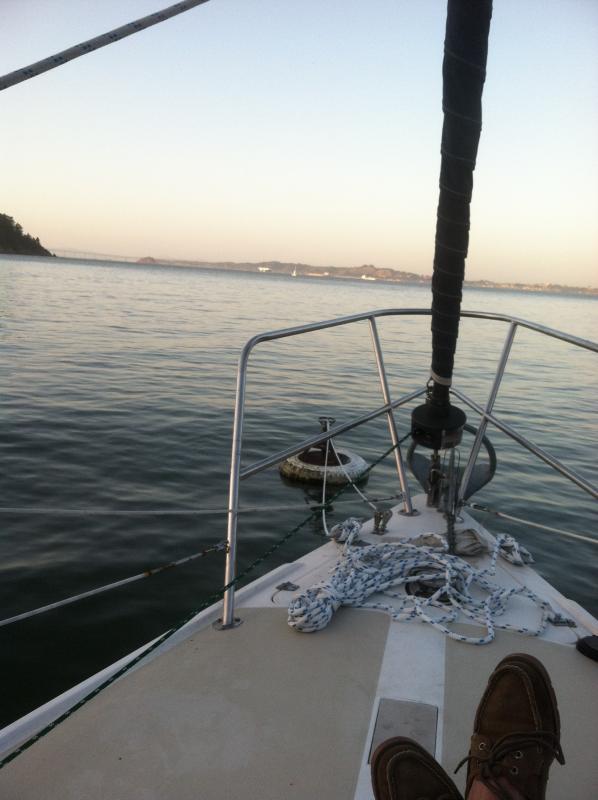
{"left": 456, "top": 652, "right": 565, "bottom": 800}
{"left": 372, "top": 737, "right": 463, "bottom": 800}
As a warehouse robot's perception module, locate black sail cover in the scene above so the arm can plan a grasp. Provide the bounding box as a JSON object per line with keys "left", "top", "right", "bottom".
{"left": 431, "top": 0, "right": 493, "bottom": 388}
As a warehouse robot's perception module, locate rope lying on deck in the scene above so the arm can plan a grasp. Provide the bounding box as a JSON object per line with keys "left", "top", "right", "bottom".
{"left": 288, "top": 532, "right": 558, "bottom": 644}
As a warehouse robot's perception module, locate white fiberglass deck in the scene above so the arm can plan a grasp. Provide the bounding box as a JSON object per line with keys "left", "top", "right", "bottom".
{"left": 1, "top": 499, "right": 596, "bottom": 799}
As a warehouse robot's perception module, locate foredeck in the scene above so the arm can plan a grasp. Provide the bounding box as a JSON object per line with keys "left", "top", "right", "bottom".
{"left": 1, "top": 607, "right": 390, "bottom": 800}
{"left": 1, "top": 501, "right": 596, "bottom": 799}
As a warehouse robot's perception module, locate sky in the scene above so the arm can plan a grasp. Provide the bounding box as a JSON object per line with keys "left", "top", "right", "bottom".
{"left": 1, "top": 0, "right": 597, "bottom": 286}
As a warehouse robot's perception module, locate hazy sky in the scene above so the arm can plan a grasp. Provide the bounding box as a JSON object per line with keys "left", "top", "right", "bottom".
{"left": 2, "top": 0, "right": 597, "bottom": 286}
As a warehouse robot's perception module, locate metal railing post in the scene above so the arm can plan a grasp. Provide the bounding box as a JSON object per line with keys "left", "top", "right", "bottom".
{"left": 368, "top": 317, "right": 414, "bottom": 514}
{"left": 216, "top": 346, "right": 251, "bottom": 629}
{"left": 458, "top": 322, "right": 517, "bottom": 503}
{"left": 214, "top": 309, "right": 596, "bottom": 628}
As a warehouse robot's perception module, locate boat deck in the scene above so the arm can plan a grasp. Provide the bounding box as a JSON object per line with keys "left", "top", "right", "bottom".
{"left": 1, "top": 499, "right": 596, "bottom": 798}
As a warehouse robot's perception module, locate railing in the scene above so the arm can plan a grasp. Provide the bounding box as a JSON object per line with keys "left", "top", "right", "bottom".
{"left": 219, "top": 309, "right": 598, "bottom": 628}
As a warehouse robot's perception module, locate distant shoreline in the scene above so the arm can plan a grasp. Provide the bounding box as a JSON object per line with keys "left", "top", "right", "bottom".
{"left": 135, "top": 256, "right": 598, "bottom": 297}
{"left": 3, "top": 251, "right": 596, "bottom": 297}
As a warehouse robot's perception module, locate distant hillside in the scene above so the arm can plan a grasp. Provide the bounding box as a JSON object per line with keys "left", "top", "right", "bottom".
{"left": 0, "top": 214, "right": 53, "bottom": 257}
{"left": 135, "top": 256, "right": 597, "bottom": 296}
{"left": 136, "top": 257, "right": 431, "bottom": 285}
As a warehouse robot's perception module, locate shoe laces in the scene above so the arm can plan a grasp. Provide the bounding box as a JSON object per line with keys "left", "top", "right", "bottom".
{"left": 455, "top": 731, "right": 565, "bottom": 796}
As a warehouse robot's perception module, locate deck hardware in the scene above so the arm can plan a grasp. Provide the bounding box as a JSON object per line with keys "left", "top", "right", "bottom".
{"left": 411, "top": 381, "right": 467, "bottom": 452}
{"left": 408, "top": 424, "right": 497, "bottom": 509}
{"left": 368, "top": 699, "right": 437, "bottom": 762}
{"left": 576, "top": 635, "right": 598, "bottom": 661}
{"left": 213, "top": 617, "right": 243, "bottom": 631}
{"left": 276, "top": 582, "right": 299, "bottom": 592}
{"left": 398, "top": 507, "right": 420, "bottom": 517}
{"left": 373, "top": 508, "right": 393, "bottom": 534}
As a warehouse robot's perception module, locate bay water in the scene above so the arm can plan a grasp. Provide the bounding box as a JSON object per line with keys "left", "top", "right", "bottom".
{"left": 1, "top": 255, "right": 596, "bottom": 726}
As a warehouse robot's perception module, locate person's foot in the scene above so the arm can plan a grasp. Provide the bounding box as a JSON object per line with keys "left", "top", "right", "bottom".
{"left": 456, "top": 653, "right": 565, "bottom": 800}
{"left": 371, "top": 737, "right": 463, "bottom": 800}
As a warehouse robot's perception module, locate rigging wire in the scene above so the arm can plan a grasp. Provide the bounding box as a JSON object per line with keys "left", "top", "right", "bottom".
{"left": 466, "top": 502, "right": 598, "bottom": 547}
{"left": 0, "top": 496, "right": 403, "bottom": 517}
{"left": 0, "top": 433, "right": 406, "bottom": 629}
{"left": 0, "top": 442, "right": 401, "bottom": 770}
{"left": 0, "top": 0, "right": 212, "bottom": 92}
{"left": 0, "top": 541, "right": 227, "bottom": 629}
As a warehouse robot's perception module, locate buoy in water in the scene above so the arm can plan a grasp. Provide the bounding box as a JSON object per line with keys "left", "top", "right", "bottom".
{"left": 280, "top": 417, "right": 368, "bottom": 484}
{"left": 279, "top": 442, "right": 368, "bottom": 485}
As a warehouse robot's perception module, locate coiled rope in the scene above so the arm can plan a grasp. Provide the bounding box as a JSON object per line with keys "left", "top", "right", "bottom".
{"left": 288, "top": 533, "right": 558, "bottom": 644}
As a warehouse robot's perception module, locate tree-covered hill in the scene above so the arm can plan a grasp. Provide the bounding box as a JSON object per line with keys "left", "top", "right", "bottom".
{"left": 0, "top": 214, "right": 53, "bottom": 256}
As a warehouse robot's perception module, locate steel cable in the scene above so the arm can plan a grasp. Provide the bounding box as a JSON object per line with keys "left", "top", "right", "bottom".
{"left": 0, "top": 0, "right": 212, "bottom": 92}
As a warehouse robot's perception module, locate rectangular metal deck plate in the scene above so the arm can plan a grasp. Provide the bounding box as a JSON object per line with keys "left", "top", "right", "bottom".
{"left": 368, "top": 698, "right": 438, "bottom": 761}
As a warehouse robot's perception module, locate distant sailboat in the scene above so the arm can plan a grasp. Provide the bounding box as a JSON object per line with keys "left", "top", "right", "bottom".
{"left": 291, "top": 268, "right": 297, "bottom": 277}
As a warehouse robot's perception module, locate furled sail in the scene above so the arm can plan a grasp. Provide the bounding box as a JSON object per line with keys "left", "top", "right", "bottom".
{"left": 412, "top": 0, "right": 493, "bottom": 452}
{"left": 431, "top": 0, "right": 493, "bottom": 391}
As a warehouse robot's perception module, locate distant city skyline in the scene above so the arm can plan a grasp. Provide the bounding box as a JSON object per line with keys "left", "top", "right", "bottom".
{"left": 2, "top": 0, "right": 597, "bottom": 287}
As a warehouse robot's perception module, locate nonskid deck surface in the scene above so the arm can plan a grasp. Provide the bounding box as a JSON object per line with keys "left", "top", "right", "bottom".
{"left": 1, "top": 498, "right": 595, "bottom": 799}
{"left": 0, "top": 607, "right": 389, "bottom": 800}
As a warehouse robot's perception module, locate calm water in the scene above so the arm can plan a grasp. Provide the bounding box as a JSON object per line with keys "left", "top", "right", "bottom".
{"left": 1, "top": 255, "right": 597, "bottom": 726}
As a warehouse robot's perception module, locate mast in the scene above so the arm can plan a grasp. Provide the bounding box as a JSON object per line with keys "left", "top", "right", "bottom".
{"left": 412, "top": 0, "right": 493, "bottom": 451}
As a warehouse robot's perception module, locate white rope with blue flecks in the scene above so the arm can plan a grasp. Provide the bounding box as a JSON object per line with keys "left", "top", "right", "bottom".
{"left": 288, "top": 532, "right": 558, "bottom": 644}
